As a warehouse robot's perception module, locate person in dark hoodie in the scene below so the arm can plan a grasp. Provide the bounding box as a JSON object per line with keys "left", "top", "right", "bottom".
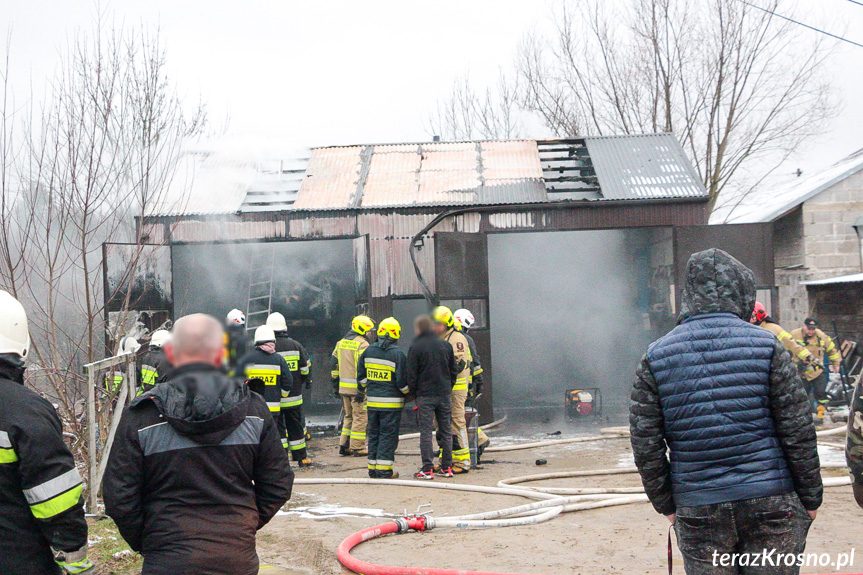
{"left": 104, "top": 314, "right": 292, "bottom": 575}
{"left": 630, "top": 249, "right": 821, "bottom": 575}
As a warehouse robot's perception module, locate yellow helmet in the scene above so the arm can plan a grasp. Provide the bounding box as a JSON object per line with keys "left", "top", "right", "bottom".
{"left": 351, "top": 315, "right": 375, "bottom": 336}
{"left": 377, "top": 317, "right": 401, "bottom": 340}
{"left": 432, "top": 306, "right": 454, "bottom": 328}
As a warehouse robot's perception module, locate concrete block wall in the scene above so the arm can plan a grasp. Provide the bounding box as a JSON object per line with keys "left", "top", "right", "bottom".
{"left": 802, "top": 169, "right": 863, "bottom": 275}
{"left": 773, "top": 168, "right": 863, "bottom": 327}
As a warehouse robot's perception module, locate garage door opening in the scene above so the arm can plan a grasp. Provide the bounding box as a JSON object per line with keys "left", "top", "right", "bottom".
{"left": 488, "top": 228, "right": 674, "bottom": 421}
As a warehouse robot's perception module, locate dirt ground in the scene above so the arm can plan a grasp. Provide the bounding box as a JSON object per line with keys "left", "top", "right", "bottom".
{"left": 254, "top": 425, "right": 859, "bottom": 575}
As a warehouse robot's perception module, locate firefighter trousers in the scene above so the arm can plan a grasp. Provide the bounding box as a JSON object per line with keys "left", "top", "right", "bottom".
{"left": 340, "top": 394, "right": 367, "bottom": 451}
{"left": 367, "top": 408, "right": 401, "bottom": 478}
{"left": 282, "top": 405, "right": 307, "bottom": 461}
{"left": 446, "top": 390, "right": 471, "bottom": 470}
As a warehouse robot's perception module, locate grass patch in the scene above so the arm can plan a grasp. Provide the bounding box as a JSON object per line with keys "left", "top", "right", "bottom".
{"left": 87, "top": 517, "right": 141, "bottom": 575}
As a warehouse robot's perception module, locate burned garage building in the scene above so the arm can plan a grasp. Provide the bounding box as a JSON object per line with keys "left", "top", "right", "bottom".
{"left": 111, "top": 134, "right": 774, "bottom": 420}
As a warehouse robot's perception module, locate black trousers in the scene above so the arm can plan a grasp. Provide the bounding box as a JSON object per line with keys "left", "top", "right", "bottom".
{"left": 282, "top": 406, "right": 307, "bottom": 461}
{"left": 674, "top": 492, "right": 813, "bottom": 575}
{"left": 416, "top": 395, "right": 452, "bottom": 471}
{"left": 805, "top": 372, "right": 829, "bottom": 405}
{"left": 367, "top": 408, "right": 401, "bottom": 477}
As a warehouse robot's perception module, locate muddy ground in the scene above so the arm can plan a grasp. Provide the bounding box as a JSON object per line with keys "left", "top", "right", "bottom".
{"left": 251, "top": 422, "right": 858, "bottom": 575}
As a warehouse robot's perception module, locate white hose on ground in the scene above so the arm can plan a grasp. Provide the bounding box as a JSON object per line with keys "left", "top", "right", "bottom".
{"left": 293, "top": 477, "right": 560, "bottom": 502}
{"left": 433, "top": 505, "right": 565, "bottom": 529}
{"left": 399, "top": 415, "right": 509, "bottom": 441}
{"left": 816, "top": 425, "right": 847, "bottom": 437}
{"left": 823, "top": 476, "right": 852, "bottom": 487}
{"left": 484, "top": 433, "right": 628, "bottom": 453}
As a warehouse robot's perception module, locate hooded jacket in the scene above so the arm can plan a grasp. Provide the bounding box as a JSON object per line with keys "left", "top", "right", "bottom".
{"left": 0, "top": 357, "right": 89, "bottom": 575}
{"left": 630, "top": 249, "right": 822, "bottom": 515}
{"left": 103, "top": 363, "right": 293, "bottom": 575}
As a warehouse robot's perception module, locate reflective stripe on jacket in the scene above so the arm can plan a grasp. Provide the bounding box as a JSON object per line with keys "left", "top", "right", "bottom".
{"left": 790, "top": 327, "right": 842, "bottom": 381}
{"left": 443, "top": 328, "right": 471, "bottom": 393}
{"left": 235, "top": 348, "right": 292, "bottom": 414}
{"left": 0, "top": 361, "right": 89, "bottom": 575}
{"left": 274, "top": 333, "right": 311, "bottom": 404}
{"left": 331, "top": 332, "right": 369, "bottom": 396}
{"left": 357, "top": 338, "right": 409, "bottom": 410}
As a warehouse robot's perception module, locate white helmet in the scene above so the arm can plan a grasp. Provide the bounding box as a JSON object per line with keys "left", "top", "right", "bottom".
{"left": 254, "top": 325, "right": 276, "bottom": 345}
{"left": 265, "top": 312, "right": 287, "bottom": 332}
{"left": 454, "top": 309, "right": 475, "bottom": 330}
{"left": 226, "top": 309, "right": 246, "bottom": 326}
{"left": 149, "top": 329, "right": 171, "bottom": 349}
{"left": 119, "top": 335, "right": 141, "bottom": 355}
{"left": 0, "top": 290, "right": 30, "bottom": 358}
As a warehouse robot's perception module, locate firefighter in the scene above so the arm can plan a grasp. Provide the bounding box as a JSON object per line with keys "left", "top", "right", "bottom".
{"left": 432, "top": 306, "right": 472, "bottom": 473}
{"left": 138, "top": 329, "right": 171, "bottom": 394}
{"left": 749, "top": 302, "right": 815, "bottom": 365}
{"left": 235, "top": 326, "right": 292, "bottom": 455}
{"left": 105, "top": 336, "right": 141, "bottom": 394}
{"left": 266, "top": 312, "right": 313, "bottom": 467}
{"left": 0, "top": 290, "right": 94, "bottom": 575}
{"left": 453, "top": 309, "right": 490, "bottom": 458}
{"left": 223, "top": 309, "right": 249, "bottom": 374}
{"left": 331, "top": 315, "right": 375, "bottom": 456}
{"left": 357, "top": 317, "right": 409, "bottom": 479}
{"left": 791, "top": 318, "right": 842, "bottom": 425}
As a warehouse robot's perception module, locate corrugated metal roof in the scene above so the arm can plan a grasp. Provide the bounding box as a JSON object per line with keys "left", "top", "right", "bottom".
{"left": 584, "top": 134, "right": 706, "bottom": 201}
{"left": 152, "top": 135, "right": 707, "bottom": 217}
{"left": 716, "top": 149, "right": 863, "bottom": 224}
{"left": 147, "top": 152, "right": 310, "bottom": 217}
{"left": 801, "top": 273, "right": 863, "bottom": 286}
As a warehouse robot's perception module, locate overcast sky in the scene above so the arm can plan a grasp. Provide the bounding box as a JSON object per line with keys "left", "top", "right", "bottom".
{"left": 3, "top": 0, "right": 862, "bottom": 176}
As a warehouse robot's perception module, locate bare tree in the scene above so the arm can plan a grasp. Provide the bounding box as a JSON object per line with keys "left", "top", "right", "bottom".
{"left": 428, "top": 70, "right": 524, "bottom": 141}
{"left": 518, "top": 0, "right": 836, "bottom": 212}
{"left": 0, "top": 18, "right": 205, "bottom": 465}
{"left": 434, "top": 0, "right": 836, "bottom": 213}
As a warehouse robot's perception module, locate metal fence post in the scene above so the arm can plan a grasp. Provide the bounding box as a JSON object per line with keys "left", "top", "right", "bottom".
{"left": 87, "top": 367, "right": 98, "bottom": 514}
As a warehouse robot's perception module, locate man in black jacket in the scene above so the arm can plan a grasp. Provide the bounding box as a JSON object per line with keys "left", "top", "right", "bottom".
{"left": 631, "top": 250, "right": 821, "bottom": 575}
{"left": 0, "top": 290, "right": 92, "bottom": 575}
{"left": 104, "top": 314, "right": 292, "bottom": 575}
{"left": 407, "top": 315, "right": 457, "bottom": 479}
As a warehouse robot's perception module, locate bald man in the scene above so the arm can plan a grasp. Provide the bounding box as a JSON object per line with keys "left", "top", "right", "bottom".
{"left": 104, "top": 314, "right": 292, "bottom": 575}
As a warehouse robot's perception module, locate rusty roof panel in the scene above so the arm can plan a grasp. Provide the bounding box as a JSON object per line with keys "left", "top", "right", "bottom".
{"left": 291, "top": 146, "right": 364, "bottom": 210}
{"left": 171, "top": 219, "right": 285, "bottom": 243}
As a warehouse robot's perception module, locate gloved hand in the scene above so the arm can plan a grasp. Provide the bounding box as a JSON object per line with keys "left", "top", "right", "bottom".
{"left": 356, "top": 390, "right": 366, "bottom": 403}
{"left": 473, "top": 381, "right": 483, "bottom": 396}
{"left": 304, "top": 379, "right": 312, "bottom": 390}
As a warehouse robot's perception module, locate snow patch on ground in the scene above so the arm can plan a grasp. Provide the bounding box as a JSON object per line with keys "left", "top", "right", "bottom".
{"left": 818, "top": 444, "right": 846, "bottom": 466}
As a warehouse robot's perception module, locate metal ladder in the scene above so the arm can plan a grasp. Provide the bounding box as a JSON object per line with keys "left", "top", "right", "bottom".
{"left": 245, "top": 244, "right": 276, "bottom": 331}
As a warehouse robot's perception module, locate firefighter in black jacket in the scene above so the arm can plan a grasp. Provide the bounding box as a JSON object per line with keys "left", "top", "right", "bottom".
{"left": 235, "top": 325, "right": 293, "bottom": 455}
{"left": 138, "top": 329, "right": 171, "bottom": 394}
{"left": 266, "top": 312, "right": 313, "bottom": 467}
{"left": 104, "top": 314, "right": 291, "bottom": 575}
{"left": 223, "top": 308, "right": 249, "bottom": 374}
{"left": 0, "top": 290, "right": 93, "bottom": 575}
{"left": 357, "top": 318, "right": 409, "bottom": 479}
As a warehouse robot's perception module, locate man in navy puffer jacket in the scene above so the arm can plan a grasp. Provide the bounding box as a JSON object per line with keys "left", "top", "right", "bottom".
{"left": 631, "top": 249, "right": 821, "bottom": 575}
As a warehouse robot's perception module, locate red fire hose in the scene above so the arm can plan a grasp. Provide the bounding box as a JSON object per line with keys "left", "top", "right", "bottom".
{"left": 337, "top": 517, "right": 554, "bottom": 575}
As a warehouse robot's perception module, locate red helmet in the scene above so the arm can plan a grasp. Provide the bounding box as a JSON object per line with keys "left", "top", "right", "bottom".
{"left": 751, "top": 301, "right": 767, "bottom": 323}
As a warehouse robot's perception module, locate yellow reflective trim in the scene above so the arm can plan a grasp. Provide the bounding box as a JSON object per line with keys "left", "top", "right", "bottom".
{"left": 30, "top": 485, "right": 82, "bottom": 519}
{"left": 341, "top": 382, "right": 358, "bottom": 388}
{"left": 455, "top": 376, "right": 470, "bottom": 384}
{"left": 777, "top": 331, "right": 792, "bottom": 341}
{"left": 0, "top": 447, "right": 17, "bottom": 463}
{"left": 367, "top": 401, "right": 404, "bottom": 409}
{"left": 452, "top": 384, "right": 468, "bottom": 391}
{"left": 472, "top": 367, "right": 484, "bottom": 375}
